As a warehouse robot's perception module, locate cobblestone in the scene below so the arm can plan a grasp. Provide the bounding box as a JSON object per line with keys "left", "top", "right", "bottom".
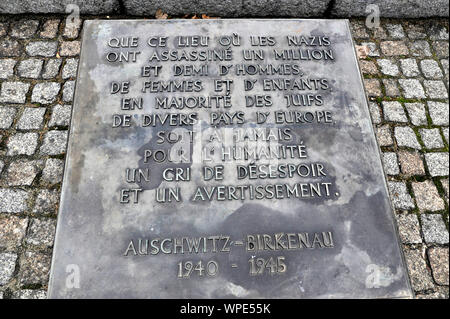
{"left": 428, "top": 102, "right": 449, "bottom": 126}
{"left": 425, "top": 152, "right": 449, "bottom": 177}
{"left": 376, "top": 124, "right": 393, "bottom": 146}
{"left": 419, "top": 128, "right": 444, "bottom": 149}
{"left": 385, "top": 24, "right": 405, "bottom": 39}
{"left": 404, "top": 103, "right": 427, "bottom": 126}
{"left": 398, "top": 79, "right": 426, "bottom": 99}
{"left": 16, "top": 107, "right": 46, "bottom": 130}
{"left": 31, "top": 82, "right": 60, "bottom": 104}
{"left": 412, "top": 180, "right": 446, "bottom": 212}
{"left": 0, "top": 59, "right": 17, "bottom": 79}
{"left": 40, "top": 19, "right": 59, "bottom": 39}
{"left": 10, "top": 20, "right": 39, "bottom": 39}
{"left": 394, "top": 126, "right": 421, "bottom": 149}
{"left": 0, "top": 216, "right": 28, "bottom": 248}
{"left": 62, "top": 80, "right": 75, "bottom": 102}
{"left": 19, "top": 251, "right": 51, "bottom": 286}
{"left": 0, "top": 252, "right": 17, "bottom": 286}
{"left": 42, "top": 59, "right": 62, "bottom": 79}
{"left": 0, "top": 81, "right": 30, "bottom": 104}
{"left": 360, "top": 42, "right": 380, "bottom": 57}
{"left": 424, "top": 80, "right": 448, "bottom": 99}
{"left": 32, "top": 189, "right": 59, "bottom": 214}
{"left": 388, "top": 181, "right": 415, "bottom": 210}
{"left": 0, "top": 105, "right": 17, "bottom": 129}
{"left": 12, "top": 290, "right": 47, "bottom": 299}
{"left": 48, "top": 104, "right": 71, "bottom": 127}
{"left": 62, "top": 58, "right": 79, "bottom": 79}
{"left": 17, "top": 58, "right": 43, "bottom": 79}
{"left": 428, "top": 247, "right": 449, "bottom": 286}
{"left": 40, "top": 130, "right": 68, "bottom": 155}
{"left": 41, "top": 158, "right": 64, "bottom": 185}
{"left": 378, "top": 59, "right": 399, "bottom": 76}
{"left": 400, "top": 58, "right": 420, "bottom": 77}
{"left": 404, "top": 248, "right": 434, "bottom": 291}
{"left": 382, "top": 79, "right": 400, "bottom": 97}
{"left": 368, "top": 102, "right": 381, "bottom": 124}
{"left": 6, "top": 159, "right": 42, "bottom": 186}
{"left": 26, "top": 218, "right": 56, "bottom": 247}
{"left": 7, "top": 132, "right": 38, "bottom": 156}
{"left": 25, "top": 41, "right": 58, "bottom": 57}
{"left": 63, "top": 18, "right": 82, "bottom": 39}
{"left": 398, "top": 151, "right": 425, "bottom": 176}
{"left": 382, "top": 101, "right": 408, "bottom": 122}
{"left": 420, "top": 60, "right": 444, "bottom": 79}
{"left": 382, "top": 152, "right": 400, "bottom": 175}
{"left": 409, "top": 40, "right": 432, "bottom": 57}
{"left": 0, "top": 189, "right": 29, "bottom": 213}
{"left": 363, "top": 78, "right": 381, "bottom": 97}
{"left": 380, "top": 41, "right": 409, "bottom": 56}
{"left": 359, "top": 60, "right": 378, "bottom": 75}
{"left": 395, "top": 213, "right": 422, "bottom": 244}
{"left": 60, "top": 41, "right": 81, "bottom": 56}
{"left": 0, "top": 38, "right": 22, "bottom": 57}
{"left": 421, "top": 214, "right": 449, "bottom": 244}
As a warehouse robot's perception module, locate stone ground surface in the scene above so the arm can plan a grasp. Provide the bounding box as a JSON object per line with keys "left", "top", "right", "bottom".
{"left": 0, "top": 15, "right": 448, "bottom": 299}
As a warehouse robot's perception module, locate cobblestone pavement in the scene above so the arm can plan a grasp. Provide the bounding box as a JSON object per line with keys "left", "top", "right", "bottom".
{"left": 0, "top": 16, "right": 448, "bottom": 299}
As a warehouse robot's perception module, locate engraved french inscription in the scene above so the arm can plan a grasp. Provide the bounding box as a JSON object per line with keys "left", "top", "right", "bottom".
{"left": 48, "top": 20, "right": 413, "bottom": 298}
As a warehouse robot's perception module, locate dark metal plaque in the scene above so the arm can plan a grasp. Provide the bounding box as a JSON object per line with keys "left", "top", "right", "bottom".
{"left": 48, "top": 19, "right": 413, "bottom": 298}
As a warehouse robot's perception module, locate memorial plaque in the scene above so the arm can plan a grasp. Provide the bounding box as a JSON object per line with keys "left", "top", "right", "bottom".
{"left": 48, "top": 19, "right": 413, "bottom": 298}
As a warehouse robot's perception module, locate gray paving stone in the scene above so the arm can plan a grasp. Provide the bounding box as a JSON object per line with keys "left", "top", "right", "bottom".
{"left": 7, "top": 132, "right": 38, "bottom": 156}
{"left": 0, "top": 215, "right": 28, "bottom": 247}
{"left": 394, "top": 126, "right": 421, "bottom": 149}
{"left": 420, "top": 60, "right": 443, "bottom": 79}
{"left": 409, "top": 40, "right": 432, "bottom": 57}
{"left": 40, "top": 130, "right": 68, "bottom": 155}
{"left": 0, "top": 82, "right": 30, "bottom": 104}
{"left": 412, "top": 180, "right": 445, "bottom": 212}
{"left": 48, "top": 104, "right": 71, "bottom": 127}
{"left": 443, "top": 127, "right": 449, "bottom": 144}
{"left": 42, "top": 59, "right": 62, "bottom": 79}
{"left": 395, "top": 213, "right": 422, "bottom": 244}
{"left": 363, "top": 78, "right": 381, "bottom": 97}
{"left": 25, "top": 41, "right": 58, "bottom": 57}
{"left": 432, "top": 41, "right": 449, "bottom": 58}
{"left": 360, "top": 42, "right": 379, "bottom": 57}
{"left": 398, "top": 151, "right": 425, "bottom": 176}
{"left": 359, "top": 60, "right": 378, "bottom": 75}
{"left": 405, "top": 23, "right": 427, "bottom": 39}
{"left": 429, "top": 24, "right": 449, "bottom": 40}
{"left": 10, "top": 20, "right": 39, "bottom": 39}
{"left": 0, "top": 38, "right": 22, "bottom": 57}
{"left": 62, "top": 80, "right": 75, "bottom": 102}
{"left": 421, "top": 214, "right": 449, "bottom": 244}
{"left": 0, "top": 105, "right": 17, "bottom": 129}
{"left": 12, "top": 289, "right": 47, "bottom": 299}
{"left": 441, "top": 59, "right": 449, "bottom": 78}
{"left": 368, "top": 102, "right": 381, "bottom": 124}
{"left": 425, "top": 153, "right": 449, "bottom": 177}
{"left": 428, "top": 102, "right": 449, "bottom": 126}
{"left": 0, "top": 160, "right": 4, "bottom": 174}
{"left": 350, "top": 20, "right": 369, "bottom": 39}
{"left": 31, "top": 82, "right": 60, "bottom": 104}
{"left": 41, "top": 158, "right": 64, "bottom": 185}
{"left": 378, "top": 59, "right": 399, "bottom": 76}
{"left": 382, "top": 101, "right": 408, "bottom": 122}
{"left": 0, "top": 188, "right": 29, "bottom": 213}
{"left": 376, "top": 124, "right": 393, "bottom": 146}
{"left": 19, "top": 251, "right": 51, "bottom": 286}
{"left": 385, "top": 24, "right": 405, "bottom": 39}
{"left": 16, "top": 107, "right": 46, "bottom": 130}
{"left": 16, "top": 58, "right": 43, "bottom": 79}
{"left": 404, "top": 248, "right": 434, "bottom": 292}
{"left": 0, "top": 22, "right": 7, "bottom": 37}
{"left": 387, "top": 181, "right": 415, "bottom": 210}
{"left": 398, "top": 79, "right": 426, "bottom": 99}
{"left": 40, "top": 19, "right": 59, "bottom": 39}
{"left": 424, "top": 80, "right": 448, "bottom": 99}
{"left": 419, "top": 128, "right": 444, "bottom": 149}
{"left": 405, "top": 103, "right": 427, "bottom": 126}
{"left": 0, "top": 252, "right": 17, "bottom": 285}
{"left": 400, "top": 58, "right": 420, "bottom": 77}
{"left": 26, "top": 218, "right": 56, "bottom": 247}
{"left": 62, "top": 58, "right": 79, "bottom": 79}
{"left": 428, "top": 247, "right": 449, "bottom": 286}
{"left": 0, "top": 59, "right": 17, "bottom": 79}
{"left": 382, "top": 152, "right": 399, "bottom": 175}
{"left": 382, "top": 79, "right": 400, "bottom": 97}
{"left": 32, "top": 189, "right": 59, "bottom": 214}
{"left": 6, "top": 159, "right": 42, "bottom": 186}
